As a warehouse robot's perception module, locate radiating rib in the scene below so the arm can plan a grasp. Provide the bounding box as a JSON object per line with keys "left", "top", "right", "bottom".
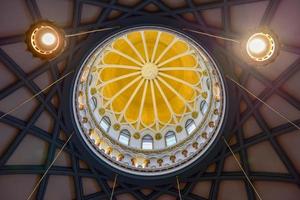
{"left": 107, "top": 48, "right": 144, "bottom": 67}
{"left": 159, "top": 67, "right": 201, "bottom": 72}
{"left": 151, "top": 31, "right": 161, "bottom": 63}
{"left": 155, "top": 37, "right": 179, "bottom": 65}
{"left": 99, "top": 64, "right": 141, "bottom": 70}
{"left": 119, "top": 79, "right": 145, "bottom": 121}
{"left": 137, "top": 80, "right": 149, "bottom": 129}
{"left": 150, "top": 80, "right": 159, "bottom": 131}
{"left": 104, "top": 76, "right": 142, "bottom": 108}
{"left": 98, "top": 71, "right": 140, "bottom": 88}
{"left": 141, "top": 31, "right": 149, "bottom": 62}
{"left": 157, "top": 76, "right": 193, "bottom": 111}
{"left": 158, "top": 50, "right": 194, "bottom": 67}
{"left": 123, "top": 36, "right": 146, "bottom": 64}
{"left": 159, "top": 72, "right": 202, "bottom": 93}
{"left": 159, "top": 71, "right": 200, "bottom": 87}
{"left": 154, "top": 79, "right": 178, "bottom": 123}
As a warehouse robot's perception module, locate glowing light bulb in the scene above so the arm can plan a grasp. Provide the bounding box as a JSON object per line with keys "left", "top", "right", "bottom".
{"left": 41, "top": 32, "right": 56, "bottom": 46}
{"left": 26, "top": 21, "right": 65, "bottom": 59}
{"left": 242, "top": 30, "right": 280, "bottom": 66}
{"left": 248, "top": 37, "right": 267, "bottom": 54}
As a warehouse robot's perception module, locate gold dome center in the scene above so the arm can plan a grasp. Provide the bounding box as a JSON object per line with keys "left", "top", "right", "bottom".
{"left": 141, "top": 63, "right": 158, "bottom": 80}
{"left": 94, "top": 29, "right": 203, "bottom": 132}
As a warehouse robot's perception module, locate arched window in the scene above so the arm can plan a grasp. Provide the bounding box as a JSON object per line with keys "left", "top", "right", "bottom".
{"left": 165, "top": 131, "right": 176, "bottom": 147}
{"left": 142, "top": 135, "right": 153, "bottom": 150}
{"left": 200, "top": 100, "right": 208, "bottom": 114}
{"left": 206, "top": 78, "right": 210, "bottom": 90}
{"left": 99, "top": 116, "right": 111, "bottom": 132}
{"left": 91, "top": 96, "right": 97, "bottom": 111}
{"left": 119, "top": 129, "right": 130, "bottom": 145}
{"left": 185, "top": 119, "right": 196, "bottom": 135}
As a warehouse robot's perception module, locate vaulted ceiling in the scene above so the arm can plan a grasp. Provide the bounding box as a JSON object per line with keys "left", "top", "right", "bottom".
{"left": 0, "top": 0, "right": 300, "bottom": 200}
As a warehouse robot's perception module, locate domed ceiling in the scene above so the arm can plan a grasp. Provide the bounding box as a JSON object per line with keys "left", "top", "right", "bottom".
{"left": 0, "top": 0, "right": 300, "bottom": 200}
{"left": 73, "top": 26, "right": 226, "bottom": 176}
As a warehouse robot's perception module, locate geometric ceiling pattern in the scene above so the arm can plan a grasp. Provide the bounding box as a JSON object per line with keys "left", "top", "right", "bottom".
{"left": 0, "top": 0, "right": 300, "bottom": 199}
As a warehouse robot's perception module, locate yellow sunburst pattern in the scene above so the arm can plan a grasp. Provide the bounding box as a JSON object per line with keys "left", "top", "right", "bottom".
{"left": 92, "top": 29, "right": 204, "bottom": 132}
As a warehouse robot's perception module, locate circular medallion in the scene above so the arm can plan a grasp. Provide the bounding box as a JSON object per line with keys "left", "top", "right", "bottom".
{"left": 72, "top": 27, "right": 227, "bottom": 176}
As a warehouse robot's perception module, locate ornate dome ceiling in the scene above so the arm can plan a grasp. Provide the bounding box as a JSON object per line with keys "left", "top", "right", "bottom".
{"left": 0, "top": 0, "right": 300, "bottom": 200}
{"left": 73, "top": 27, "right": 226, "bottom": 175}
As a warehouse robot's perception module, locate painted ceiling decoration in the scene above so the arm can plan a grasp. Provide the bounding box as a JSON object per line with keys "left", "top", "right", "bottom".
{"left": 0, "top": 0, "right": 300, "bottom": 200}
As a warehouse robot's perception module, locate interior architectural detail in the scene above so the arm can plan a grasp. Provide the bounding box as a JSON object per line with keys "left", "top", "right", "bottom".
{"left": 73, "top": 27, "right": 226, "bottom": 175}
{"left": 25, "top": 20, "right": 66, "bottom": 59}
{"left": 242, "top": 28, "right": 280, "bottom": 66}
{"left": 1, "top": 0, "right": 300, "bottom": 199}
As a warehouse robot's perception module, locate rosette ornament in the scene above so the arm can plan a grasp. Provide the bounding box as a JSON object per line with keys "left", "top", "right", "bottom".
{"left": 95, "top": 30, "right": 203, "bottom": 132}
